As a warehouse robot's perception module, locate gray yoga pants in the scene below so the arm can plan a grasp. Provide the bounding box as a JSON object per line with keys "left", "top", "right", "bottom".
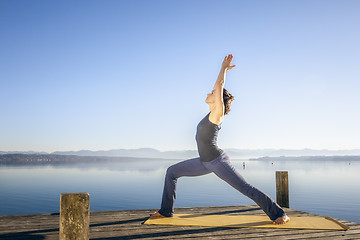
{"left": 158, "top": 152, "right": 285, "bottom": 221}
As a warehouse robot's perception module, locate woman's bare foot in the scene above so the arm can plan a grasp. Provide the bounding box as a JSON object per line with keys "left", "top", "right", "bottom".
{"left": 149, "top": 212, "right": 166, "bottom": 218}
{"left": 273, "top": 215, "right": 290, "bottom": 224}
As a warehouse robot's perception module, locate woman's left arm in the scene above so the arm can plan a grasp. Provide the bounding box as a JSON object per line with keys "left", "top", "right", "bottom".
{"left": 211, "top": 54, "right": 236, "bottom": 123}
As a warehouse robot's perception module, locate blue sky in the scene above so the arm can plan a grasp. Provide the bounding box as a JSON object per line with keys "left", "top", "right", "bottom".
{"left": 1, "top": 0, "right": 359, "bottom": 152}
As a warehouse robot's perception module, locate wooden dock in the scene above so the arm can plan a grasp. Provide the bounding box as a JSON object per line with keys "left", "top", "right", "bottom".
{"left": 0, "top": 205, "right": 359, "bottom": 239}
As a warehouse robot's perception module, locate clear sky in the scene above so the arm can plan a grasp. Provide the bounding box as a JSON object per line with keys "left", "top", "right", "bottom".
{"left": 1, "top": 0, "right": 359, "bottom": 153}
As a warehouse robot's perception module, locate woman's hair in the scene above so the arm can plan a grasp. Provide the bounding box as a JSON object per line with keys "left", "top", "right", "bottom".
{"left": 223, "top": 88, "right": 234, "bottom": 115}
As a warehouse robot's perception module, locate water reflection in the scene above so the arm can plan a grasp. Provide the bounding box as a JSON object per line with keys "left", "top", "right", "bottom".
{"left": 0, "top": 159, "right": 359, "bottom": 224}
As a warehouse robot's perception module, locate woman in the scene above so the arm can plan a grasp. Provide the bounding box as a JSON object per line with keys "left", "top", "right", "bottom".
{"left": 151, "top": 54, "right": 290, "bottom": 224}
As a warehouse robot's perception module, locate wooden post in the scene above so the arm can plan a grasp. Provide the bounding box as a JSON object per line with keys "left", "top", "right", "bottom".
{"left": 60, "top": 192, "right": 90, "bottom": 240}
{"left": 276, "top": 171, "right": 289, "bottom": 208}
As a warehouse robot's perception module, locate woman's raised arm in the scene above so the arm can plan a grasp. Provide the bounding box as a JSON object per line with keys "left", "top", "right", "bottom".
{"left": 210, "top": 54, "right": 236, "bottom": 124}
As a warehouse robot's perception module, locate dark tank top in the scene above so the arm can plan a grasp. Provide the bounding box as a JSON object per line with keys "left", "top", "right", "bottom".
{"left": 195, "top": 113, "right": 223, "bottom": 162}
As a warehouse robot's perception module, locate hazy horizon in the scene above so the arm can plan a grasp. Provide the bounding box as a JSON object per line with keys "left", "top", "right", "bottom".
{"left": 3, "top": 146, "right": 360, "bottom": 156}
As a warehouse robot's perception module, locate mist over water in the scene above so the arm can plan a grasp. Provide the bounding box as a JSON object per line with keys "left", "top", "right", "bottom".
{"left": 1, "top": 158, "right": 359, "bottom": 224}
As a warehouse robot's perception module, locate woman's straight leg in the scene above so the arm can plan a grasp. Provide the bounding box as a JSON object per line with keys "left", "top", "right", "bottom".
{"left": 158, "top": 157, "right": 211, "bottom": 217}
{"left": 203, "top": 153, "right": 285, "bottom": 221}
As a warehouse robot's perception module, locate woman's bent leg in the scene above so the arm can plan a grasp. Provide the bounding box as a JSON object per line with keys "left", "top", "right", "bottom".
{"left": 203, "top": 153, "right": 285, "bottom": 221}
{"left": 158, "top": 157, "right": 211, "bottom": 217}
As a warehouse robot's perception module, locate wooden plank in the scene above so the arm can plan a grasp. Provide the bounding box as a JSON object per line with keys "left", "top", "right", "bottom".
{"left": 0, "top": 205, "right": 359, "bottom": 240}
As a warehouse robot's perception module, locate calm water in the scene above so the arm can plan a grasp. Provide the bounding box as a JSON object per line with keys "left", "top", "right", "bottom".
{"left": 1, "top": 158, "right": 359, "bottom": 223}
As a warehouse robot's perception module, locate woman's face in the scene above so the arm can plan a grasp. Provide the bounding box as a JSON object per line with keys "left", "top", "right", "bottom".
{"left": 205, "top": 90, "right": 215, "bottom": 104}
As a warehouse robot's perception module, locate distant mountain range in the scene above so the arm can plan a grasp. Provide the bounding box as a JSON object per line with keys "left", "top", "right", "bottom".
{"left": 2, "top": 148, "right": 360, "bottom": 159}
{"left": 0, "top": 154, "right": 163, "bottom": 165}
{"left": 1, "top": 152, "right": 359, "bottom": 166}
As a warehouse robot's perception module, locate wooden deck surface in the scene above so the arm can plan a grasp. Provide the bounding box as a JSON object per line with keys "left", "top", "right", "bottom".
{"left": 0, "top": 205, "right": 359, "bottom": 239}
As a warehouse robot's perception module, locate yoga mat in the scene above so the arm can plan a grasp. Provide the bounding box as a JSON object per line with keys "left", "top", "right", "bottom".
{"left": 144, "top": 214, "right": 350, "bottom": 230}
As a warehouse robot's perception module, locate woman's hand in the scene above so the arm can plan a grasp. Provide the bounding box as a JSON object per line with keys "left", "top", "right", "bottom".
{"left": 221, "top": 54, "right": 236, "bottom": 71}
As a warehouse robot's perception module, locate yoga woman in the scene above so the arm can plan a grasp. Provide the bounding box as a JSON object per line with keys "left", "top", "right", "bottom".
{"left": 151, "top": 54, "right": 290, "bottom": 224}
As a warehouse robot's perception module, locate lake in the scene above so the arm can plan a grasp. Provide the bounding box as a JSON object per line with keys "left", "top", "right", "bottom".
{"left": 1, "top": 158, "right": 359, "bottom": 224}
